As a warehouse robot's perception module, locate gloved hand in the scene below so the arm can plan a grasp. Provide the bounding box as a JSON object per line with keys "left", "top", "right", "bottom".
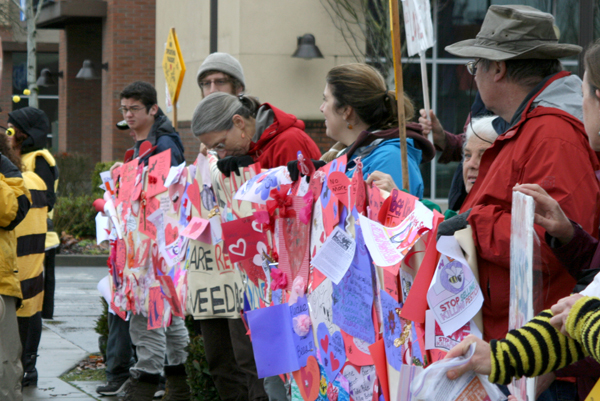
{"left": 287, "top": 159, "right": 326, "bottom": 182}
{"left": 436, "top": 209, "right": 471, "bottom": 240}
{"left": 217, "top": 155, "right": 255, "bottom": 177}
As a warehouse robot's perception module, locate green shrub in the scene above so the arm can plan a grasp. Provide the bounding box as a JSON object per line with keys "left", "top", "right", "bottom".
{"left": 91, "top": 161, "right": 119, "bottom": 198}
{"left": 55, "top": 152, "right": 95, "bottom": 197}
{"left": 95, "top": 297, "right": 109, "bottom": 361}
{"left": 184, "top": 317, "right": 219, "bottom": 400}
{"left": 53, "top": 194, "right": 97, "bottom": 237}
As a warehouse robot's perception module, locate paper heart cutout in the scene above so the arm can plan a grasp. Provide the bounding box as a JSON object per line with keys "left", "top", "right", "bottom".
{"left": 252, "top": 241, "right": 268, "bottom": 266}
{"left": 139, "top": 140, "right": 153, "bottom": 157}
{"left": 228, "top": 238, "right": 247, "bottom": 257}
{"left": 187, "top": 180, "right": 202, "bottom": 212}
{"left": 317, "top": 322, "right": 346, "bottom": 381}
{"left": 165, "top": 223, "right": 179, "bottom": 245}
{"left": 252, "top": 220, "right": 263, "bottom": 233}
{"left": 292, "top": 355, "right": 320, "bottom": 401}
{"left": 327, "top": 171, "right": 350, "bottom": 208}
{"left": 342, "top": 364, "right": 377, "bottom": 401}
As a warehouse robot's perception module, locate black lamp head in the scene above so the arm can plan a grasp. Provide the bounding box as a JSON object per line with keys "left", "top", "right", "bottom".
{"left": 292, "top": 34, "right": 324, "bottom": 59}
{"left": 76, "top": 59, "right": 100, "bottom": 80}
{"left": 36, "top": 68, "right": 63, "bottom": 87}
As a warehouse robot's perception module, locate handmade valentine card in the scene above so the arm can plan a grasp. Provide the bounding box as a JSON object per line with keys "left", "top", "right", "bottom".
{"left": 320, "top": 155, "right": 346, "bottom": 236}
{"left": 147, "top": 149, "right": 171, "bottom": 198}
{"left": 341, "top": 331, "right": 373, "bottom": 366}
{"left": 147, "top": 286, "right": 164, "bottom": 330}
{"left": 118, "top": 158, "right": 138, "bottom": 204}
{"left": 221, "top": 216, "right": 268, "bottom": 264}
{"left": 292, "top": 355, "right": 321, "bottom": 401}
{"left": 180, "top": 217, "right": 209, "bottom": 241}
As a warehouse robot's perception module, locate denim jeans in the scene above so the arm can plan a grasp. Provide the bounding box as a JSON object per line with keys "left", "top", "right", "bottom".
{"left": 105, "top": 313, "right": 135, "bottom": 382}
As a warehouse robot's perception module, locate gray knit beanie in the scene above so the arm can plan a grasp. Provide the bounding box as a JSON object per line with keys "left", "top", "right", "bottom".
{"left": 196, "top": 53, "right": 245, "bottom": 91}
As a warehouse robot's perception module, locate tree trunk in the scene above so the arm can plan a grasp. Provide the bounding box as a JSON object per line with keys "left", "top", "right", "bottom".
{"left": 26, "top": 0, "right": 38, "bottom": 108}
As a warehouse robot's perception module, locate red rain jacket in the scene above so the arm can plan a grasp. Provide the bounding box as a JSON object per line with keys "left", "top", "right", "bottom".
{"left": 460, "top": 71, "right": 600, "bottom": 341}
{"left": 247, "top": 103, "right": 321, "bottom": 169}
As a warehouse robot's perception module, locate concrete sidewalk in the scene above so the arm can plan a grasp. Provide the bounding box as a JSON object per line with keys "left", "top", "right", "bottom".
{"left": 22, "top": 266, "right": 117, "bottom": 401}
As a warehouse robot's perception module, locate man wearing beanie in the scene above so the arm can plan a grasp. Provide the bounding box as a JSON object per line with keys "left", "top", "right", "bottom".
{"left": 192, "top": 52, "right": 271, "bottom": 401}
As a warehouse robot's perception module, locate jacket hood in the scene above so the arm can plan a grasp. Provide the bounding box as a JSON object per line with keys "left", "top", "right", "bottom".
{"left": 344, "top": 122, "right": 435, "bottom": 164}
{"left": 8, "top": 107, "right": 50, "bottom": 153}
{"left": 132, "top": 108, "right": 184, "bottom": 158}
{"left": 531, "top": 72, "right": 583, "bottom": 122}
{"left": 248, "top": 103, "right": 305, "bottom": 155}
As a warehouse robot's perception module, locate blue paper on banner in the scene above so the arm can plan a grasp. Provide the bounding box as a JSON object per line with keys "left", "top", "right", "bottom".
{"left": 290, "top": 297, "right": 316, "bottom": 367}
{"left": 380, "top": 290, "right": 406, "bottom": 371}
{"left": 247, "top": 304, "right": 300, "bottom": 378}
{"left": 332, "top": 227, "right": 376, "bottom": 344}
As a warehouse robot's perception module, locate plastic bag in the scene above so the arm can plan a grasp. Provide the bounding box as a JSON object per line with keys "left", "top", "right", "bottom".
{"left": 410, "top": 343, "right": 506, "bottom": 401}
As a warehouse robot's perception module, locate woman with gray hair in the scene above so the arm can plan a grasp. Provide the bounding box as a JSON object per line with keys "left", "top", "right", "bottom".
{"left": 462, "top": 116, "right": 497, "bottom": 193}
{"left": 192, "top": 92, "right": 321, "bottom": 176}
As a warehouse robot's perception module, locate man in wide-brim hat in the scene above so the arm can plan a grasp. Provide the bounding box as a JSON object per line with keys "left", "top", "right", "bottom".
{"left": 438, "top": 5, "right": 600, "bottom": 398}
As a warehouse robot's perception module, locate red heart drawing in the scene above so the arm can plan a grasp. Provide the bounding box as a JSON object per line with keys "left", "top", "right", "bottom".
{"left": 187, "top": 180, "right": 202, "bottom": 213}
{"left": 165, "top": 223, "right": 179, "bottom": 245}
{"left": 327, "top": 171, "right": 350, "bottom": 208}
{"left": 292, "top": 355, "right": 320, "bottom": 401}
{"left": 320, "top": 335, "right": 329, "bottom": 354}
{"left": 330, "top": 351, "right": 340, "bottom": 371}
{"left": 228, "top": 238, "right": 247, "bottom": 257}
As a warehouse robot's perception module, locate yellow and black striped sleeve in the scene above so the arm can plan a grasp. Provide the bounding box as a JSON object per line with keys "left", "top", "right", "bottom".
{"left": 0, "top": 154, "right": 31, "bottom": 230}
{"left": 489, "top": 310, "right": 587, "bottom": 385}
{"left": 566, "top": 296, "right": 600, "bottom": 362}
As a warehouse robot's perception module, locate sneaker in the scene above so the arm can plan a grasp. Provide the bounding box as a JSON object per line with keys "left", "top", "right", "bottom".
{"left": 154, "top": 377, "right": 166, "bottom": 398}
{"left": 96, "top": 378, "right": 128, "bottom": 396}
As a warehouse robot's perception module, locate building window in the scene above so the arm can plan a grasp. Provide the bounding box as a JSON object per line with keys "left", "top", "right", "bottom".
{"left": 12, "top": 52, "right": 59, "bottom": 153}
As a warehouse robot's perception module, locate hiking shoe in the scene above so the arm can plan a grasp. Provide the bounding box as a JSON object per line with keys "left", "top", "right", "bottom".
{"left": 154, "top": 378, "right": 166, "bottom": 398}
{"left": 96, "top": 378, "right": 128, "bottom": 396}
{"left": 121, "top": 373, "right": 160, "bottom": 401}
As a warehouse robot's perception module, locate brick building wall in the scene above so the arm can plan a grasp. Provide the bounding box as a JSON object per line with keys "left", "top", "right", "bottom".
{"left": 101, "top": 0, "right": 156, "bottom": 162}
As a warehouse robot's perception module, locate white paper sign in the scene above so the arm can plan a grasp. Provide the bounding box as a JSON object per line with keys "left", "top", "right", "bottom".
{"left": 425, "top": 310, "right": 482, "bottom": 352}
{"left": 95, "top": 212, "right": 110, "bottom": 244}
{"left": 427, "top": 236, "right": 484, "bottom": 336}
{"left": 311, "top": 226, "right": 356, "bottom": 285}
{"left": 359, "top": 201, "right": 433, "bottom": 267}
{"left": 402, "top": 0, "right": 435, "bottom": 57}
{"left": 509, "top": 191, "right": 536, "bottom": 401}
{"left": 164, "top": 161, "right": 187, "bottom": 187}
{"left": 233, "top": 166, "right": 292, "bottom": 204}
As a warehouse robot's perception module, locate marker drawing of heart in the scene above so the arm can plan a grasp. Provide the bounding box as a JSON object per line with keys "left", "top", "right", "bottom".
{"left": 165, "top": 223, "right": 179, "bottom": 245}
{"left": 228, "top": 238, "right": 247, "bottom": 257}
{"left": 330, "top": 351, "right": 340, "bottom": 371}
{"left": 187, "top": 180, "right": 202, "bottom": 213}
{"left": 292, "top": 355, "right": 320, "bottom": 401}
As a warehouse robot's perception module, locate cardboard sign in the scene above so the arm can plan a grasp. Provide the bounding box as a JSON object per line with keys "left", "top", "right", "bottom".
{"left": 186, "top": 239, "right": 245, "bottom": 319}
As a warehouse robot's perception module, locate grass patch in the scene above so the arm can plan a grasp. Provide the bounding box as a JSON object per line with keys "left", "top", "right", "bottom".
{"left": 60, "top": 354, "right": 106, "bottom": 382}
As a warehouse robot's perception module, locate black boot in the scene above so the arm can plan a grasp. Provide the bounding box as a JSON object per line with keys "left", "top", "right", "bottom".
{"left": 22, "top": 353, "right": 38, "bottom": 387}
{"left": 120, "top": 371, "right": 160, "bottom": 401}
{"left": 162, "top": 364, "right": 190, "bottom": 401}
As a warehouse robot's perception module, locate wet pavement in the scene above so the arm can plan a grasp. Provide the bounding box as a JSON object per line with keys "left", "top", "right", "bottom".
{"left": 23, "top": 265, "right": 117, "bottom": 401}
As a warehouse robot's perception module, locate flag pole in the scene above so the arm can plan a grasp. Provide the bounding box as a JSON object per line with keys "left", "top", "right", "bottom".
{"left": 390, "top": 0, "right": 410, "bottom": 192}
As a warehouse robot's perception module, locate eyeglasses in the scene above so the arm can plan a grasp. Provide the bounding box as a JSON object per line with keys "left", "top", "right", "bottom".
{"left": 466, "top": 59, "right": 481, "bottom": 76}
{"left": 199, "top": 78, "right": 231, "bottom": 90}
{"left": 118, "top": 106, "right": 147, "bottom": 114}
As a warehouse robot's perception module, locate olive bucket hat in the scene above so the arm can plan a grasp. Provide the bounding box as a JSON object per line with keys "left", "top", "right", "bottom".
{"left": 445, "top": 5, "right": 581, "bottom": 61}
